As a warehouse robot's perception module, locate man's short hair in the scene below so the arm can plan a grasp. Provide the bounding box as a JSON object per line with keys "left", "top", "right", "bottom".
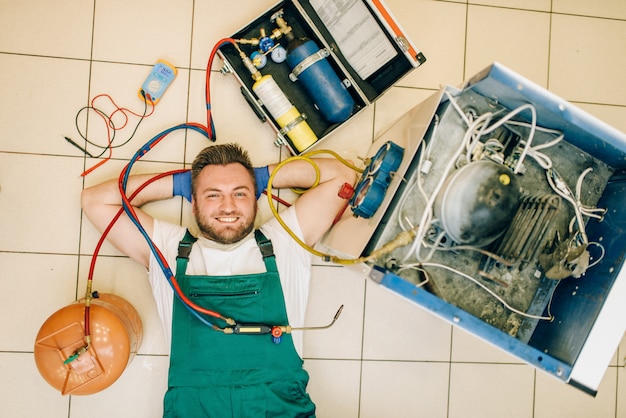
{"left": 191, "top": 143, "right": 256, "bottom": 196}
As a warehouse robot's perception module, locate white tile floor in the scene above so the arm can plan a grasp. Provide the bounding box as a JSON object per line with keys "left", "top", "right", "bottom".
{"left": 1, "top": 0, "right": 625, "bottom": 417}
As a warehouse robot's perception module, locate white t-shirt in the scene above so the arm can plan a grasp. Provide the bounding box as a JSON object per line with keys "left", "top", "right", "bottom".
{"left": 147, "top": 206, "right": 312, "bottom": 356}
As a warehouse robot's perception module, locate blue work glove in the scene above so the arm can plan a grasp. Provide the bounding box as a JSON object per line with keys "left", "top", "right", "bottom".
{"left": 254, "top": 166, "right": 270, "bottom": 199}
{"left": 172, "top": 167, "right": 270, "bottom": 201}
{"left": 172, "top": 170, "right": 192, "bottom": 201}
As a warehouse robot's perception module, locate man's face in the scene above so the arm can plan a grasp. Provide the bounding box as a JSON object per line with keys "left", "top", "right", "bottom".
{"left": 192, "top": 163, "right": 257, "bottom": 244}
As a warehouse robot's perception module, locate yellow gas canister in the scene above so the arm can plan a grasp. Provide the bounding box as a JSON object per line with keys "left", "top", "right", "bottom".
{"left": 34, "top": 293, "right": 143, "bottom": 395}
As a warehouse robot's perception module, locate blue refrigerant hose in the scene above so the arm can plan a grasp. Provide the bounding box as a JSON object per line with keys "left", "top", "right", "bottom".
{"left": 118, "top": 123, "right": 222, "bottom": 328}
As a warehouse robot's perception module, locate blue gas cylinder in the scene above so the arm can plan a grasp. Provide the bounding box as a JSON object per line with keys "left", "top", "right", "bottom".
{"left": 286, "top": 39, "right": 355, "bottom": 124}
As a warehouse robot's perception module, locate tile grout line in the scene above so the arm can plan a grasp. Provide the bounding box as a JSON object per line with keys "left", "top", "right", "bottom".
{"left": 356, "top": 278, "right": 369, "bottom": 417}
{"left": 68, "top": 2, "right": 98, "bottom": 415}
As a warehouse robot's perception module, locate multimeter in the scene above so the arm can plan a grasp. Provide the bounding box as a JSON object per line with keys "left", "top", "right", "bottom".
{"left": 139, "top": 60, "right": 177, "bottom": 104}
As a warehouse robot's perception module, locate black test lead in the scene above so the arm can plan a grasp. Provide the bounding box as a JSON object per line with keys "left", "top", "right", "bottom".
{"left": 65, "top": 136, "right": 94, "bottom": 158}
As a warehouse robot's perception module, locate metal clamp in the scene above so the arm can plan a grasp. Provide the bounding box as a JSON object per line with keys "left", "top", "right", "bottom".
{"left": 279, "top": 112, "right": 308, "bottom": 135}
{"left": 289, "top": 48, "right": 330, "bottom": 81}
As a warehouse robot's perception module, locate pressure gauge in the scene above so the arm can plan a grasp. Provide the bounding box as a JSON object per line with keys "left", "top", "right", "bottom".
{"left": 369, "top": 141, "right": 402, "bottom": 176}
{"left": 251, "top": 51, "right": 268, "bottom": 69}
{"left": 350, "top": 141, "right": 405, "bottom": 218}
{"left": 271, "top": 46, "right": 287, "bottom": 63}
{"left": 351, "top": 177, "right": 379, "bottom": 218}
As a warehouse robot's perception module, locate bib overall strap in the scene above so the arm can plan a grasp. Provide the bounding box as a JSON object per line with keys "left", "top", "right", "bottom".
{"left": 175, "top": 229, "right": 197, "bottom": 277}
{"left": 254, "top": 230, "right": 278, "bottom": 273}
{"left": 175, "top": 229, "right": 278, "bottom": 275}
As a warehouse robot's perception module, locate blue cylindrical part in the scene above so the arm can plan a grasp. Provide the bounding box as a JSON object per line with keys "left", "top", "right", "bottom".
{"left": 286, "top": 39, "right": 355, "bottom": 124}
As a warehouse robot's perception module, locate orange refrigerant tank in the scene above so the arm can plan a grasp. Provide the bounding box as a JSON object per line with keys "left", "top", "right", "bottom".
{"left": 34, "top": 293, "right": 143, "bottom": 395}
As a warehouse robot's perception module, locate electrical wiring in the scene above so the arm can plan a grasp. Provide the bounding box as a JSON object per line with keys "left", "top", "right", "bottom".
{"left": 505, "top": 120, "right": 564, "bottom": 151}
{"left": 503, "top": 121, "right": 564, "bottom": 170}
{"left": 397, "top": 139, "right": 430, "bottom": 233}
{"left": 575, "top": 167, "right": 607, "bottom": 220}
{"left": 420, "top": 262, "right": 553, "bottom": 321}
{"left": 72, "top": 92, "right": 156, "bottom": 177}
{"left": 486, "top": 104, "right": 537, "bottom": 174}
{"left": 396, "top": 144, "right": 517, "bottom": 267}
{"left": 587, "top": 241, "right": 606, "bottom": 268}
{"left": 77, "top": 93, "right": 155, "bottom": 153}
{"left": 396, "top": 169, "right": 420, "bottom": 232}
{"left": 445, "top": 90, "right": 547, "bottom": 174}
{"left": 546, "top": 168, "right": 590, "bottom": 244}
{"left": 402, "top": 110, "right": 496, "bottom": 263}
{"left": 404, "top": 92, "right": 591, "bottom": 265}
{"left": 378, "top": 93, "right": 610, "bottom": 325}
{"left": 424, "top": 114, "right": 439, "bottom": 162}
{"left": 445, "top": 92, "right": 606, "bottom": 257}
{"left": 394, "top": 139, "right": 517, "bottom": 266}
{"left": 395, "top": 262, "right": 431, "bottom": 288}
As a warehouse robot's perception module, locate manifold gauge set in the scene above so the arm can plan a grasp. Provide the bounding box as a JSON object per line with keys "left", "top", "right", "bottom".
{"left": 350, "top": 141, "right": 404, "bottom": 218}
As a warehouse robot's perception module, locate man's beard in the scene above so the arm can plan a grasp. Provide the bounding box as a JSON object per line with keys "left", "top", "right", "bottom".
{"left": 193, "top": 204, "right": 256, "bottom": 245}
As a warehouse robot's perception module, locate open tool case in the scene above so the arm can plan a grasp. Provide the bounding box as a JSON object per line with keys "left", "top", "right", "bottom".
{"left": 321, "top": 62, "right": 626, "bottom": 395}
{"left": 217, "top": 0, "right": 426, "bottom": 155}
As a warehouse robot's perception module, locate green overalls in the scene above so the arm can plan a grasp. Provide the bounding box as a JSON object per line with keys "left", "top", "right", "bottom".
{"left": 163, "top": 230, "right": 316, "bottom": 418}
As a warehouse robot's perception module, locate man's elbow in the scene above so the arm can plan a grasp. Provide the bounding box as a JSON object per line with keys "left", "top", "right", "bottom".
{"left": 80, "top": 185, "right": 113, "bottom": 229}
{"left": 80, "top": 186, "right": 98, "bottom": 215}
{"left": 339, "top": 160, "right": 358, "bottom": 187}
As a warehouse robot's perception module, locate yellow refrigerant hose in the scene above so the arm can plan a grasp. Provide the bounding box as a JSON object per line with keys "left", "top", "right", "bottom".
{"left": 266, "top": 149, "right": 419, "bottom": 265}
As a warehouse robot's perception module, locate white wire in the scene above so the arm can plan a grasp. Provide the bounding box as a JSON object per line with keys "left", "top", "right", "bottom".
{"left": 421, "top": 230, "right": 447, "bottom": 263}
{"left": 504, "top": 120, "right": 564, "bottom": 150}
{"left": 396, "top": 141, "right": 425, "bottom": 232}
{"left": 465, "top": 115, "right": 493, "bottom": 164}
{"left": 587, "top": 241, "right": 606, "bottom": 268}
{"left": 425, "top": 114, "right": 439, "bottom": 161}
{"left": 504, "top": 121, "right": 565, "bottom": 170}
{"left": 397, "top": 263, "right": 431, "bottom": 288}
{"left": 573, "top": 167, "right": 606, "bottom": 220}
{"left": 404, "top": 111, "right": 495, "bottom": 263}
{"left": 480, "top": 103, "right": 537, "bottom": 174}
{"left": 529, "top": 132, "right": 564, "bottom": 151}
{"left": 444, "top": 90, "right": 470, "bottom": 126}
{"left": 546, "top": 169, "right": 589, "bottom": 243}
{"left": 575, "top": 167, "right": 594, "bottom": 201}
{"left": 421, "top": 262, "right": 553, "bottom": 321}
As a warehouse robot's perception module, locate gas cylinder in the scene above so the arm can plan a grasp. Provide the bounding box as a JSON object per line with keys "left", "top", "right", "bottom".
{"left": 34, "top": 293, "right": 143, "bottom": 395}
{"left": 286, "top": 39, "right": 355, "bottom": 124}
{"left": 252, "top": 74, "right": 318, "bottom": 152}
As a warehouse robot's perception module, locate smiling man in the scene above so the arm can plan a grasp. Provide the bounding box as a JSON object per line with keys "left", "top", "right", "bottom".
{"left": 81, "top": 143, "right": 356, "bottom": 417}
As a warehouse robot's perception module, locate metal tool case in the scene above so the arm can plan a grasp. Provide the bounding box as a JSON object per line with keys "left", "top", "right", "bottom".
{"left": 217, "top": 0, "right": 426, "bottom": 154}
